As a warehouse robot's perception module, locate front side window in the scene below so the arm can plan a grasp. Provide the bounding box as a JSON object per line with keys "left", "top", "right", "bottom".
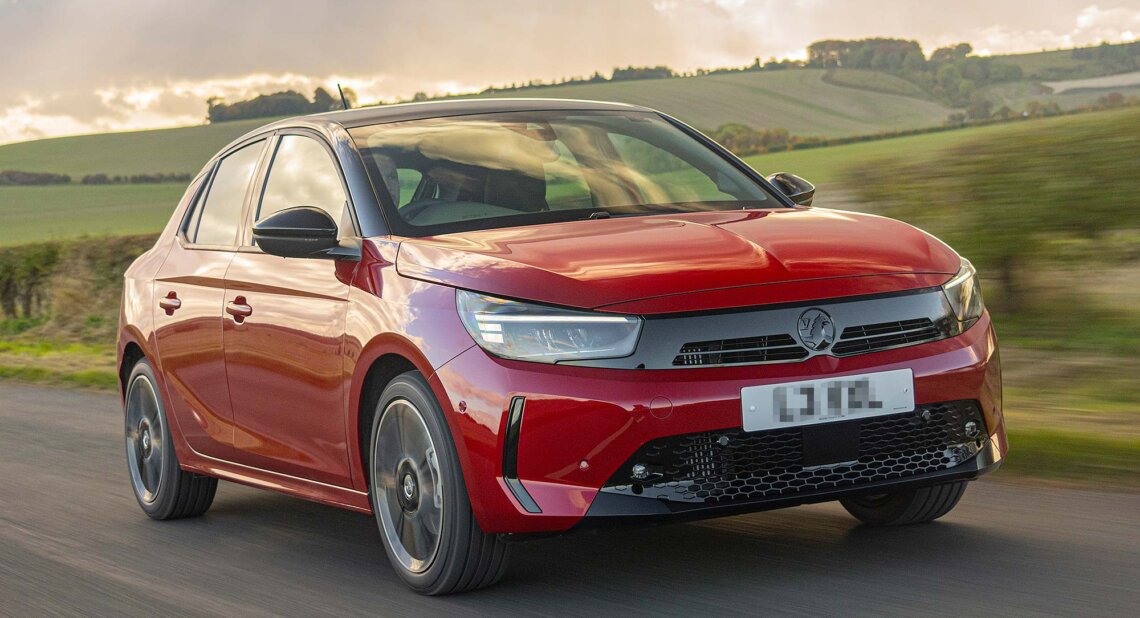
{"left": 349, "top": 110, "right": 773, "bottom": 237}
{"left": 257, "top": 135, "right": 352, "bottom": 236}
{"left": 190, "top": 141, "right": 264, "bottom": 246}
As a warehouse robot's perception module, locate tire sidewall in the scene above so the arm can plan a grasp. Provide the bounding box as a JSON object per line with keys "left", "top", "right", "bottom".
{"left": 368, "top": 372, "right": 471, "bottom": 592}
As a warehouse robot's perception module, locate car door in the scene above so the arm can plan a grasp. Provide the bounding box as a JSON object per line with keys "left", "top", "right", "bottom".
{"left": 153, "top": 138, "right": 268, "bottom": 459}
{"left": 222, "top": 131, "right": 357, "bottom": 487}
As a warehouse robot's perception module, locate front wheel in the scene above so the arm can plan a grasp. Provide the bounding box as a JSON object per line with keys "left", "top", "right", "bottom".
{"left": 840, "top": 481, "right": 967, "bottom": 526}
{"left": 124, "top": 358, "right": 217, "bottom": 520}
{"left": 368, "top": 371, "right": 509, "bottom": 595}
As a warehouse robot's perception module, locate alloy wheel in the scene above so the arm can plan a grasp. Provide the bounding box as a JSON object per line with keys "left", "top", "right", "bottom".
{"left": 125, "top": 374, "right": 165, "bottom": 504}
{"left": 372, "top": 399, "right": 444, "bottom": 574}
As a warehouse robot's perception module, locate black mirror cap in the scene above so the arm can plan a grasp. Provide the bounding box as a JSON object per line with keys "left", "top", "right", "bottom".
{"left": 766, "top": 172, "right": 815, "bottom": 206}
{"left": 253, "top": 206, "right": 343, "bottom": 259}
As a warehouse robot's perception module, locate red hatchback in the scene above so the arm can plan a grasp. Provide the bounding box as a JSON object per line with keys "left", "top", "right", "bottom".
{"left": 119, "top": 99, "right": 1005, "bottom": 594}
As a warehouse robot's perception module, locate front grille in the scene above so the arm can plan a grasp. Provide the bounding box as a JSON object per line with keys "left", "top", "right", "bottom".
{"left": 832, "top": 318, "right": 942, "bottom": 356}
{"left": 671, "top": 318, "right": 944, "bottom": 367}
{"left": 602, "top": 400, "right": 985, "bottom": 504}
{"left": 673, "top": 334, "right": 808, "bottom": 366}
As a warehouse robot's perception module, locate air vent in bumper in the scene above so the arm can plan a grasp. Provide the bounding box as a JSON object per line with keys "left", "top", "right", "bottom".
{"left": 601, "top": 400, "right": 986, "bottom": 505}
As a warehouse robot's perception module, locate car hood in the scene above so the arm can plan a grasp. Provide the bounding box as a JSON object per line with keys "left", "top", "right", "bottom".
{"left": 394, "top": 208, "right": 960, "bottom": 314}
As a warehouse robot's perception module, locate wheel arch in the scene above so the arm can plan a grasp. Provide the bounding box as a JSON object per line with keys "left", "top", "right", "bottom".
{"left": 347, "top": 333, "right": 471, "bottom": 492}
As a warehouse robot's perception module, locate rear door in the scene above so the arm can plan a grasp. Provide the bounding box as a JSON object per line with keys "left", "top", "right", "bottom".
{"left": 153, "top": 138, "right": 268, "bottom": 459}
{"left": 222, "top": 131, "right": 357, "bottom": 486}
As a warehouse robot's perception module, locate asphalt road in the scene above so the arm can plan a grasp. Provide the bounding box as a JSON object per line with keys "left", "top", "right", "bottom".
{"left": 2, "top": 383, "right": 1138, "bottom": 617}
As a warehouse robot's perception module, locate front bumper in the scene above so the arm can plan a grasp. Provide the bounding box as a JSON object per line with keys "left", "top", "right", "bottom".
{"left": 429, "top": 313, "right": 1005, "bottom": 535}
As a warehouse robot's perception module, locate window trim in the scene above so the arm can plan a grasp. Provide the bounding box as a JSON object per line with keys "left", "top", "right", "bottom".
{"left": 178, "top": 136, "right": 271, "bottom": 252}
{"left": 237, "top": 128, "right": 361, "bottom": 253}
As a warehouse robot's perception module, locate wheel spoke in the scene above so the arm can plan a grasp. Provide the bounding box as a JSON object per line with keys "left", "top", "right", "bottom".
{"left": 144, "top": 449, "right": 161, "bottom": 492}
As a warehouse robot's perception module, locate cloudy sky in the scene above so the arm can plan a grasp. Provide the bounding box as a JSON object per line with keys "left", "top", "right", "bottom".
{"left": 1, "top": 0, "right": 1138, "bottom": 144}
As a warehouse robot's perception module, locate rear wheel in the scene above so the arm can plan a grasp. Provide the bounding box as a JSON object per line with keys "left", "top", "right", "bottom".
{"left": 124, "top": 358, "right": 217, "bottom": 520}
{"left": 368, "top": 371, "right": 509, "bottom": 595}
{"left": 840, "top": 481, "right": 967, "bottom": 526}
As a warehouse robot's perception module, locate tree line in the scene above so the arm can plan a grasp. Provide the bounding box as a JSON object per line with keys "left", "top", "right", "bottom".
{"left": 0, "top": 170, "right": 193, "bottom": 186}
{"left": 207, "top": 87, "right": 358, "bottom": 123}
{"left": 0, "top": 170, "right": 71, "bottom": 186}
{"left": 808, "top": 38, "right": 1024, "bottom": 108}
{"left": 80, "top": 173, "right": 192, "bottom": 185}
{"left": 202, "top": 40, "right": 1138, "bottom": 123}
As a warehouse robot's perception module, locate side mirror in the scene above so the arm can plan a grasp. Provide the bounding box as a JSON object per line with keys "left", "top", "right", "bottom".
{"left": 253, "top": 207, "right": 343, "bottom": 259}
{"left": 766, "top": 172, "right": 815, "bottom": 206}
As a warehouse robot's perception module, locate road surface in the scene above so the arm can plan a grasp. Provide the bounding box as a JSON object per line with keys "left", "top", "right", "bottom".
{"left": 2, "top": 383, "right": 1137, "bottom": 616}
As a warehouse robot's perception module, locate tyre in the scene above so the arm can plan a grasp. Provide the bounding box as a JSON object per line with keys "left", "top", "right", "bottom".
{"left": 840, "top": 481, "right": 967, "bottom": 526}
{"left": 368, "top": 371, "right": 509, "bottom": 595}
{"left": 124, "top": 358, "right": 217, "bottom": 520}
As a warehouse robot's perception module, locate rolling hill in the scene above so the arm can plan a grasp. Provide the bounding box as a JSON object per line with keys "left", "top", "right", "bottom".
{"left": 446, "top": 69, "right": 955, "bottom": 136}
{"left": 3, "top": 109, "right": 1133, "bottom": 245}
{"left": 2, "top": 42, "right": 1139, "bottom": 246}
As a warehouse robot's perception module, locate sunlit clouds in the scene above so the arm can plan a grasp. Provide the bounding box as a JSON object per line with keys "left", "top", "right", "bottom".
{"left": 1, "top": 0, "right": 1138, "bottom": 144}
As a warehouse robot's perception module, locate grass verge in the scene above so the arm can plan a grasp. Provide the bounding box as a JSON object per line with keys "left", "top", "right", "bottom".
{"left": 996, "top": 429, "right": 1140, "bottom": 489}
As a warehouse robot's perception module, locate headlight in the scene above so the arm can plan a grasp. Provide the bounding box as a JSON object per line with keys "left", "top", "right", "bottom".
{"left": 457, "top": 290, "right": 643, "bottom": 363}
{"left": 941, "top": 258, "right": 985, "bottom": 331}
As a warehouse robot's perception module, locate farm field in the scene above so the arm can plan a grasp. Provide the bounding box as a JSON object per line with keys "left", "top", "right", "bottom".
{"left": 449, "top": 69, "right": 954, "bottom": 135}
{"left": 0, "top": 116, "right": 277, "bottom": 177}
{"left": 1044, "top": 69, "right": 1140, "bottom": 93}
{"left": 1, "top": 109, "right": 1129, "bottom": 245}
{"left": 0, "top": 184, "right": 184, "bottom": 245}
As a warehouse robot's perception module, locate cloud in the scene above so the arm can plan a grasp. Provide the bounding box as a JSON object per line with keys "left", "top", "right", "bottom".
{"left": 0, "top": 0, "right": 1138, "bottom": 144}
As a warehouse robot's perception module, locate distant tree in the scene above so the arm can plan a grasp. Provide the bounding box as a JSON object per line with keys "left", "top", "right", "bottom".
{"left": 610, "top": 65, "right": 675, "bottom": 81}
{"left": 991, "top": 105, "right": 1015, "bottom": 120}
{"left": 312, "top": 87, "right": 338, "bottom": 111}
{"left": 966, "top": 98, "right": 993, "bottom": 120}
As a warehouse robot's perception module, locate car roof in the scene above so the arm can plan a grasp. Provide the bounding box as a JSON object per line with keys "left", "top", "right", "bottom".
{"left": 213, "top": 98, "right": 657, "bottom": 163}
{"left": 310, "top": 97, "right": 652, "bottom": 127}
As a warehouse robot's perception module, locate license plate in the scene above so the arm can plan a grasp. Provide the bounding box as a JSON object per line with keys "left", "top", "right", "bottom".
{"left": 741, "top": 369, "right": 914, "bottom": 432}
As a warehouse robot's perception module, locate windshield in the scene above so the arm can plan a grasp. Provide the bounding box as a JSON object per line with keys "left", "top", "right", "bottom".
{"left": 349, "top": 110, "right": 777, "bottom": 237}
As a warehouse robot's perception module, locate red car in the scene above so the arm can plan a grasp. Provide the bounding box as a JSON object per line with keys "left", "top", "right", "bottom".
{"left": 119, "top": 99, "right": 1005, "bottom": 594}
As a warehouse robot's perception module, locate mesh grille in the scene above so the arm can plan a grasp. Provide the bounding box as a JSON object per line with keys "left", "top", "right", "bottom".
{"left": 832, "top": 318, "right": 942, "bottom": 356}
{"left": 602, "top": 400, "right": 985, "bottom": 504}
{"left": 672, "top": 334, "right": 808, "bottom": 366}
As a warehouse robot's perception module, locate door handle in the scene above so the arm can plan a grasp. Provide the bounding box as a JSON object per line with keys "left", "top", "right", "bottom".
{"left": 226, "top": 296, "right": 253, "bottom": 323}
{"left": 158, "top": 292, "right": 181, "bottom": 315}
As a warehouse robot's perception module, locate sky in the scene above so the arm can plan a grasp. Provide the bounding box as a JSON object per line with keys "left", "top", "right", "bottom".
{"left": 1, "top": 0, "right": 1138, "bottom": 145}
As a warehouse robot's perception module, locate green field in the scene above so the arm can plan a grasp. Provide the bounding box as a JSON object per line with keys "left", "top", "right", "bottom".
{"left": 0, "top": 184, "right": 184, "bottom": 245}
{"left": 451, "top": 69, "right": 954, "bottom": 136}
{"left": 1, "top": 110, "right": 1125, "bottom": 245}
{"left": 997, "top": 47, "right": 1122, "bottom": 80}
{"left": 0, "top": 116, "right": 277, "bottom": 178}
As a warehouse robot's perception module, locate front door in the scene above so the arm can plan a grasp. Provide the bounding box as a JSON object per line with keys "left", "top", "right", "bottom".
{"left": 223, "top": 133, "right": 357, "bottom": 486}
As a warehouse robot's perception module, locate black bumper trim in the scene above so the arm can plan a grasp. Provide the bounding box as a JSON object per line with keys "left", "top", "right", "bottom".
{"left": 578, "top": 433, "right": 1002, "bottom": 526}
{"left": 504, "top": 396, "right": 541, "bottom": 514}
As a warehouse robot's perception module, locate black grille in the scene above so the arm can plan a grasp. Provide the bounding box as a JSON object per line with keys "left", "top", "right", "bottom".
{"left": 672, "top": 319, "right": 945, "bottom": 367}
{"left": 672, "top": 334, "right": 808, "bottom": 366}
{"left": 832, "top": 318, "right": 942, "bottom": 356}
{"left": 603, "top": 400, "right": 985, "bottom": 504}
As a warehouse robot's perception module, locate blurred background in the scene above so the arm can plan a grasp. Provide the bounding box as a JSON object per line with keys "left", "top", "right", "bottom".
{"left": 0, "top": 0, "right": 1137, "bottom": 493}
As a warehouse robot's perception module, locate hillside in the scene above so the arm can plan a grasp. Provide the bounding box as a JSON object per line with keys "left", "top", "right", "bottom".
{"left": 0, "top": 117, "right": 276, "bottom": 178}
{"left": 1, "top": 108, "right": 1133, "bottom": 246}
{"left": 0, "top": 69, "right": 954, "bottom": 181}
{"left": 447, "top": 69, "right": 955, "bottom": 136}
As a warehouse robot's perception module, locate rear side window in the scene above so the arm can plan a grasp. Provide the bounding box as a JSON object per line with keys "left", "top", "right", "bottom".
{"left": 257, "top": 135, "right": 351, "bottom": 235}
{"left": 189, "top": 141, "right": 264, "bottom": 246}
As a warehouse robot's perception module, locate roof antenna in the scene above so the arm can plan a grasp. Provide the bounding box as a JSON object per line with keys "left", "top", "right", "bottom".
{"left": 336, "top": 83, "right": 350, "bottom": 110}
